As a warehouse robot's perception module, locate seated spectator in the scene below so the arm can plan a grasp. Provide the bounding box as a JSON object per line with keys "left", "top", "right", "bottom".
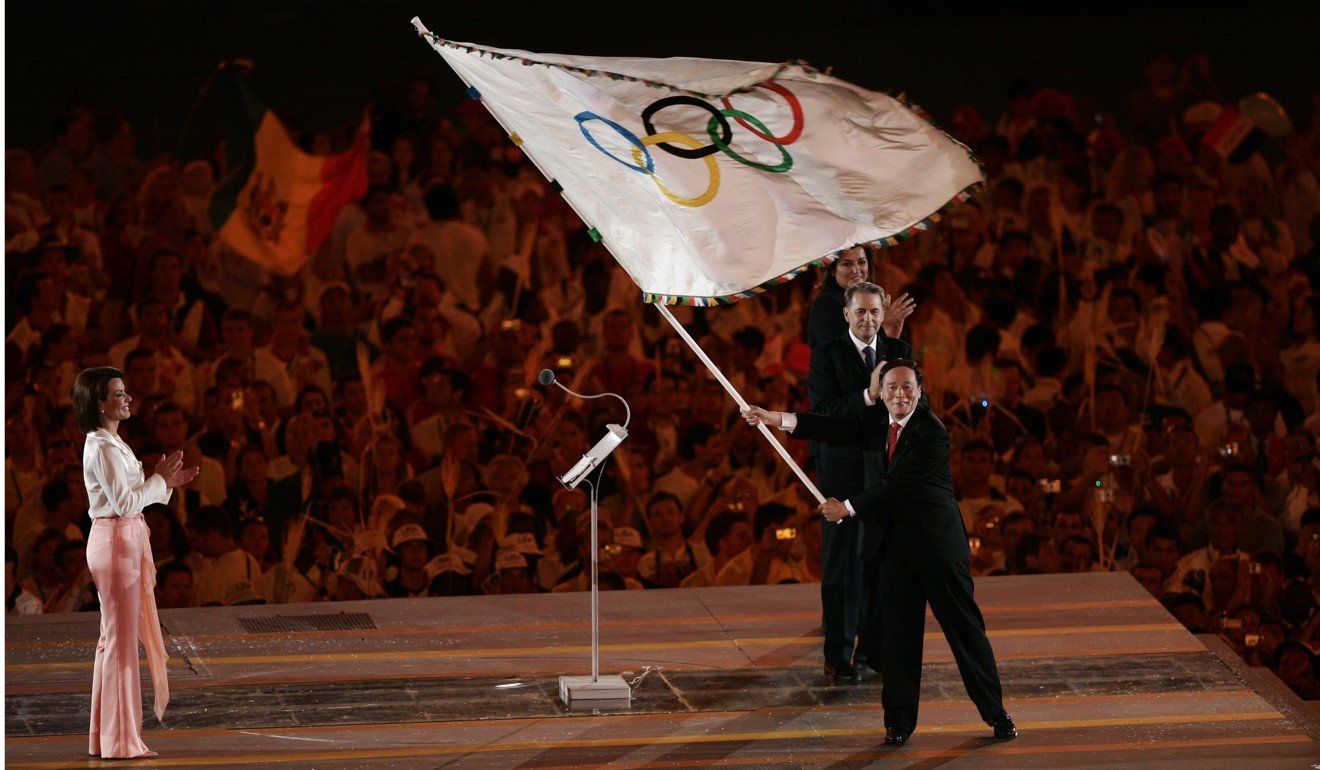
{"left": 385, "top": 523, "right": 435, "bottom": 598}
{"left": 6, "top": 545, "right": 43, "bottom": 615}
{"left": 1167, "top": 499, "right": 1250, "bottom": 603}
{"left": 605, "top": 527, "right": 646, "bottom": 590}
{"left": 636, "top": 492, "right": 707, "bottom": 589}
{"left": 190, "top": 505, "right": 264, "bottom": 606}
{"left": 681, "top": 509, "right": 754, "bottom": 588}
{"left": 155, "top": 562, "right": 196, "bottom": 609}
{"left": 714, "top": 503, "right": 806, "bottom": 586}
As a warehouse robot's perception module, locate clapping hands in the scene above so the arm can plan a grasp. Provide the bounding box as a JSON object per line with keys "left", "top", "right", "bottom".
{"left": 154, "top": 450, "right": 201, "bottom": 489}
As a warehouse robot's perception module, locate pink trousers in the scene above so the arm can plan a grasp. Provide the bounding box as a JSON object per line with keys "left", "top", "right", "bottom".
{"left": 86, "top": 515, "right": 169, "bottom": 759}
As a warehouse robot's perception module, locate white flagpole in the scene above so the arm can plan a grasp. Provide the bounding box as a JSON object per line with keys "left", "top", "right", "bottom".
{"left": 654, "top": 304, "right": 824, "bottom": 504}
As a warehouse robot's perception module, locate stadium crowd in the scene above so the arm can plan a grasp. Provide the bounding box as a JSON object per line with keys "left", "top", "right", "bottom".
{"left": 6, "top": 51, "right": 1320, "bottom": 700}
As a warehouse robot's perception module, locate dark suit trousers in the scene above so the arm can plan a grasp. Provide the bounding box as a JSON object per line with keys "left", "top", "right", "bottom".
{"left": 878, "top": 556, "right": 1004, "bottom": 735}
{"left": 819, "top": 513, "right": 866, "bottom": 665}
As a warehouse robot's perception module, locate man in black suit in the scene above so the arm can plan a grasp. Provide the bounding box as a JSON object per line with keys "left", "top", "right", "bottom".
{"left": 808, "top": 281, "right": 912, "bottom": 683}
{"left": 744, "top": 360, "right": 1015, "bottom": 744}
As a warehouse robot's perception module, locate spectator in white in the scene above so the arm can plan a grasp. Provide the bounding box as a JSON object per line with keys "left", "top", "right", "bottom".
{"left": 259, "top": 300, "right": 333, "bottom": 401}
{"left": 655, "top": 422, "right": 725, "bottom": 511}
{"left": 129, "top": 249, "right": 216, "bottom": 357}
{"left": 146, "top": 401, "right": 225, "bottom": 511}
{"left": 345, "top": 186, "right": 414, "bottom": 303}
{"left": 7, "top": 545, "right": 44, "bottom": 615}
{"left": 18, "top": 218, "right": 103, "bottom": 307}
{"left": 408, "top": 183, "right": 491, "bottom": 313}
{"left": 199, "top": 310, "right": 295, "bottom": 408}
{"left": 6, "top": 149, "right": 44, "bottom": 234}
{"left": 154, "top": 562, "right": 195, "bottom": 609}
{"left": 385, "top": 523, "right": 435, "bottom": 598}
{"left": 15, "top": 477, "right": 86, "bottom": 580}
{"left": 408, "top": 362, "right": 469, "bottom": 462}
{"left": 1195, "top": 362, "right": 1283, "bottom": 451}
{"left": 178, "top": 160, "right": 214, "bottom": 233}
{"left": 36, "top": 106, "right": 94, "bottom": 191}
{"left": 1168, "top": 499, "right": 1250, "bottom": 606}
{"left": 637, "top": 491, "right": 708, "bottom": 588}
{"left": 189, "top": 505, "right": 264, "bottom": 606}
{"left": 107, "top": 296, "right": 196, "bottom": 411}
{"left": 8, "top": 265, "right": 92, "bottom": 361}
{"left": 5, "top": 416, "right": 45, "bottom": 525}
{"left": 605, "top": 527, "right": 646, "bottom": 589}
{"left": 715, "top": 503, "right": 807, "bottom": 586}
{"left": 955, "top": 439, "right": 1020, "bottom": 533}
{"left": 679, "top": 510, "right": 753, "bottom": 589}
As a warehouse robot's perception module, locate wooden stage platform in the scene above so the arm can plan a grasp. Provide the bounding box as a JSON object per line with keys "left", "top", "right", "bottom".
{"left": 6, "top": 573, "right": 1319, "bottom": 768}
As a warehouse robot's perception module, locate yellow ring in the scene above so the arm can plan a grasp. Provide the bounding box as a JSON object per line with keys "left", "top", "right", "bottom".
{"left": 631, "top": 131, "right": 719, "bottom": 208}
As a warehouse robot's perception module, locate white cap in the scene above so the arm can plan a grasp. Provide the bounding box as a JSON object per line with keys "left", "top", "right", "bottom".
{"left": 613, "top": 527, "right": 644, "bottom": 550}
{"left": 495, "top": 548, "right": 529, "bottom": 571}
{"left": 391, "top": 523, "right": 431, "bottom": 550}
{"left": 500, "top": 531, "right": 542, "bottom": 555}
{"left": 425, "top": 551, "right": 473, "bottom": 578}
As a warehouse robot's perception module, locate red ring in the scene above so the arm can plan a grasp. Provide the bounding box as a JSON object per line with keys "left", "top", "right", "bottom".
{"left": 720, "top": 81, "right": 804, "bottom": 146}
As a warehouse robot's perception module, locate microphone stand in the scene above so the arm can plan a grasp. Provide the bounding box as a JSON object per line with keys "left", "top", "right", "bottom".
{"left": 541, "top": 371, "right": 632, "bottom": 706}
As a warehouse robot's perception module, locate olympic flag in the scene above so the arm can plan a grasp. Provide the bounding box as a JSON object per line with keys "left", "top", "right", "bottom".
{"left": 413, "top": 25, "right": 982, "bottom": 305}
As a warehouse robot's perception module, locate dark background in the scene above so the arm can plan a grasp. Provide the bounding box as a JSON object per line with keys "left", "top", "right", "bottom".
{"left": 7, "top": 0, "right": 1319, "bottom": 158}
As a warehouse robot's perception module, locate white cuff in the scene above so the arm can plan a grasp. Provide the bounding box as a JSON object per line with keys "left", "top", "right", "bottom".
{"left": 863, "top": 388, "right": 875, "bottom": 406}
{"left": 780, "top": 413, "right": 797, "bottom": 432}
{"left": 844, "top": 500, "right": 856, "bottom": 517}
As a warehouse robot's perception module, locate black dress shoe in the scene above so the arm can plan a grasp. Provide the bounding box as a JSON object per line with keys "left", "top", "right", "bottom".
{"left": 823, "top": 662, "right": 862, "bottom": 683}
{"left": 990, "top": 713, "right": 1017, "bottom": 740}
{"left": 884, "top": 728, "right": 908, "bottom": 745}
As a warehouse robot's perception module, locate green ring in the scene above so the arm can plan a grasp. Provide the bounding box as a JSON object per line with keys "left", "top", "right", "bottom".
{"left": 707, "top": 109, "right": 793, "bottom": 173}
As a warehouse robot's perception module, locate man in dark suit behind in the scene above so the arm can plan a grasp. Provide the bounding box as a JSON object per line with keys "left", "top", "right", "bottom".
{"left": 807, "top": 281, "right": 912, "bottom": 683}
{"left": 744, "top": 360, "right": 1015, "bottom": 744}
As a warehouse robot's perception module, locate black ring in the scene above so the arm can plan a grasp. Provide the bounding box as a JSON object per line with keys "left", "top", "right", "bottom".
{"left": 641, "top": 96, "right": 731, "bottom": 159}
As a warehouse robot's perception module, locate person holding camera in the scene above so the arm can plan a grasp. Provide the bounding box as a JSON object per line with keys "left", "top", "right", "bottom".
{"left": 743, "top": 359, "right": 1015, "bottom": 745}
{"left": 713, "top": 502, "right": 806, "bottom": 586}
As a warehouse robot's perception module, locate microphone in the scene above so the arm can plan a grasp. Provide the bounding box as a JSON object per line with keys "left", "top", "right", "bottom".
{"left": 536, "top": 369, "right": 630, "bottom": 429}
{"left": 537, "top": 369, "right": 631, "bottom": 489}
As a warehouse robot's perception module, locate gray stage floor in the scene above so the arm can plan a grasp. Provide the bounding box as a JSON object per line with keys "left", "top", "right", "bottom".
{"left": 6, "top": 573, "right": 1319, "bottom": 768}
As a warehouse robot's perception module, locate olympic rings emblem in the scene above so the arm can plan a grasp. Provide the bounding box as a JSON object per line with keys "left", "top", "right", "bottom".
{"left": 574, "top": 81, "right": 804, "bottom": 208}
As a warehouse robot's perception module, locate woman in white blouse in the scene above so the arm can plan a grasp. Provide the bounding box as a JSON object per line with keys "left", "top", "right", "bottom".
{"left": 72, "top": 367, "right": 198, "bottom": 760}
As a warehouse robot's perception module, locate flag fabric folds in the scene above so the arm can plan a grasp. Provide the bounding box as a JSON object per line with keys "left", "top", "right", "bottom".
{"left": 414, "top": 26, "right": 983, "bottom": 305}
{"left": 209, "top": 69, "right": 369, "bottom": 276}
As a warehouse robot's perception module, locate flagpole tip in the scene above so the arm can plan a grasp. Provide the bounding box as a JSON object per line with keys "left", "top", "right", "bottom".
{"left": 410, "top": 17, "right": 430, "bottom": 35}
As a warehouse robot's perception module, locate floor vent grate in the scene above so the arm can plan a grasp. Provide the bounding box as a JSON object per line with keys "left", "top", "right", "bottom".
{"left": 237, "top": 612, "right": 377, "bottom": 634}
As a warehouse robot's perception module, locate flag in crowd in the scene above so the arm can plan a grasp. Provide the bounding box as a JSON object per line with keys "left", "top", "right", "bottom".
{"left": 209, "top": 67, "right": 370, "bottom": 275}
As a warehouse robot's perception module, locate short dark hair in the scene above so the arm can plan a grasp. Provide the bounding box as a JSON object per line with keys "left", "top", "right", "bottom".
{"left": 190, "top": 505, "right": 233, "bottom": 538}
{"left": 72, "top": 366, "right": 124, "bottom": 433}
{"left": 645, "top": 491, "right": 682, "bottom": 517}
{"left": 878, "top": 359, "right": 923, "bottom": 388}
{"left": 41, "top": 478, "right": 73, "bottom": 512}
{"left": 677, "top": 421, "right": 719, "bottom": 461}
{"left": 1146, "top": 522, "right": 1181, "bottom": 548}
{"left": 422, "top": 184, "right": 459, "bottom": 221}
{"left": 752, "top": 502, "right": 794, "bottom": 541}
{"left": 705, "top": 509, "right": 748, "bottom": 555}
{"left": 157, "top": 561, "right": 194, "bottom": 583}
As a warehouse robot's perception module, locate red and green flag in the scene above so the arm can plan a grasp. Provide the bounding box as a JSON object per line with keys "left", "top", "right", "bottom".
{"left": 209, "top": 69, "right": 369, "bottom": 275}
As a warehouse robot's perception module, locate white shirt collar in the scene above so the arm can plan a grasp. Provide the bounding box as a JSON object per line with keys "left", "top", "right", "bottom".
{"left": 848, "top": 329, "right": 877, "bottom": 359}
{"left": 890, "top": 408, "right": 918, "bottom": 431}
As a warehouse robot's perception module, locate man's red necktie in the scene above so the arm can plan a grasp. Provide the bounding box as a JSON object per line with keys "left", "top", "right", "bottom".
{"left": 887, "top": 421, "right": 900, "bottom": 460}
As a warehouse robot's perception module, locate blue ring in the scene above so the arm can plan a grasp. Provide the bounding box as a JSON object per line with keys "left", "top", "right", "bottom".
{"left": 575, "top": 112, "right": 654, "bottom": 174}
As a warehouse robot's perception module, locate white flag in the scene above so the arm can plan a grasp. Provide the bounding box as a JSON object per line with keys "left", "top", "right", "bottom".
{"left": 415, "top": 24, "right": 982, "bottom": 305}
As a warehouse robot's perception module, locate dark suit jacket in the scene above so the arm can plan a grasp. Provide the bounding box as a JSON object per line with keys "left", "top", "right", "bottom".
{"left": 806, "top": 332, "right": 913, "bottom": 499}
{"left": 794, "top": 404, "right": 970, "bottom": 570}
